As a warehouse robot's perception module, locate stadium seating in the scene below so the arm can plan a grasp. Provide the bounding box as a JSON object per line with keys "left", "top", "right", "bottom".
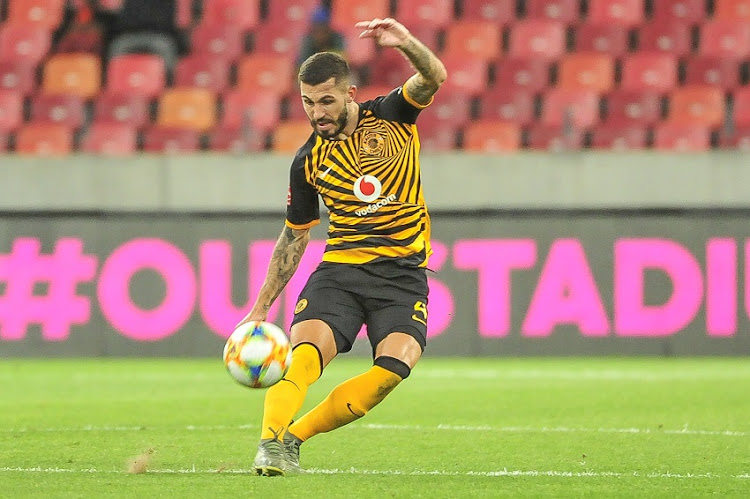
{"left": 30, "top": 94, "right": 86, "bottom": 129}
{"left": 7, "top": 0, "right": 65, "bottom": 30}
{"left": 395, "top": 0, "right": 454, "bottom": 29}
{"left": 330, "top": 0, "right": 390, "bottom": 32}
{"left": 557, "top": 53, "right": 615, "bottom": 93}
{"left": 604, "top": 90, "right": 662, "bottom": 126}
{"left": 201, "top": 0, "right": 260, "bottom": 31}
{"left": 587, "top": 0, "right": 644, "bottom": 28}
{"left": 637, "top": 23, "right": 692, "bottom": 57}
{"left": 142, "top": 126, "right": 200, "bottom": 153}
{"left": 157, "top": 88, "right": 217, "bottom": 132}
{"left": 236, "top": 54, "right": 294, "bottom": 97}
{"left": 266, "top": 0, "right": 321, "bottom": 26}
{"left": 526, "top": 124, "right": 585, "bottom": 150}
{"left": 714, "top": 0, "right": 750, "bottom": 20}
{"left": 525, "top": 0, "right": 580, "bottom": 24}
{"left": 189, "top": 23, "right": 245, "bottom": 63}
{"left": 731, "top": 87, "right": 750, "bottom": 126}
{"left": 699, "top": 21, "right": 750, "bottom": 58}
{"left": 221, "top": 90, "right": 282, "bottom": 132}
{"left": 653, "top": 123, "right": 711, "bottom": 150}
{"left": 463, "top": 121, "right": 521, "bottom": 152}
{"left": 272, "top": 120, "right": 314, "bottom": 153}
{"left": 106, "top": 54, "right": 167, "bottom": 99}
{"left": 493, "top": 57, "right": 550, "bottom": 92}
{"left": 80, "top": 123, "right": 138, "bottom": 155}
{"left": 0, "top": 25, "right": 51, "bottom": 65}
{"left": 0, "top": 90, "right": 24, "bottom": 132}
{"left": 174, "top": 55, "right": 230, "bottom": 93}
{"left": 0, "top": 61, "right": 38, "bottom": 96}
{"left": 42, "top": 54, "right": 101, "bottom": 98}
{"left": 443, "top": 21, "right": 503, "bottom": 61}
{"left": 509, "top": 20, "right": 567, "bottom": 61}
{"left": 574, "top": 24, "right": 629, "bottom": 56}
{"left": 590, "top": 123, "right": 649, "bottom": 149}
{"left": 15, "top": 123, "right": 72, "bottom": 155}
{"left": 438, "top": 56, "right": 490, "bottom": 96}
{"left": 667, "top": 86, "right": 725, "bottom": 127}
{"left": 620, "top": 53, "right": 679, "bottom": 93}
{"left": 208, "top": 126, "right": 267, "bottom": 152}
{"left": 93, "top": 93, "right": 150, "bottom": 128}
{"left": 540, "top": 89, "right": 600, "bottom": 128}
{"left": 683, "top": 56, "right": 740, "bottom": 89}
{"left": 478, "top": 89, "right": 537, "bottom": 125}
{"left": 460, "top": 0, "right": 516, "bottom": 24}
{"left": 651, "top": 0, "right": 705, "bottom": 25}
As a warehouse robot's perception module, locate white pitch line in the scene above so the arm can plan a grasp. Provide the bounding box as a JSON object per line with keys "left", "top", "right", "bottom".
{"left": 0, "top": 466, "right": 748, "bottom": 479}
{"left": 2, "top": 423, "right": 746, "bottom": 437}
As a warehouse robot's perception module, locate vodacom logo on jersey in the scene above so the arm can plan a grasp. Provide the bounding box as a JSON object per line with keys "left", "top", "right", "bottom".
{"left": 353, "top": 175, "right": 396, "bottom": 216}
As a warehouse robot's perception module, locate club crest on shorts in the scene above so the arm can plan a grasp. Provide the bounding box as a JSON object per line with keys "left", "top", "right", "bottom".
{"left": 294, "top": 298, "right": 308, "bottom": 314}
{"left": 361, "top": 129, "right": 386, "bottom": 156}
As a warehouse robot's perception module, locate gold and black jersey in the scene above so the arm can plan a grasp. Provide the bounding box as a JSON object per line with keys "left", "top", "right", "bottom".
{"left": 286, "top": 84, "right": 433, "bottom": 268}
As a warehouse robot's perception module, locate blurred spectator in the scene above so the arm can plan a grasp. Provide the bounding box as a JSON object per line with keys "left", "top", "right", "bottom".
{"left": 295, "top": 7, "right": 346, "bottom": 69}
{"left": 53, "top": 0, "right": 106, "bottom": 56}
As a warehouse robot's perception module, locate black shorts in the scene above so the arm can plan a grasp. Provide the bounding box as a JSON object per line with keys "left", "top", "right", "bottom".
{"left": 290, "top": 260, "right": 429, "bottom": 355}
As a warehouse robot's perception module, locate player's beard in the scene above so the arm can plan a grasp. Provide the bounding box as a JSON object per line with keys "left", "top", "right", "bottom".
{"left": 311, "top": 106, "right": 348, "bottom": 140}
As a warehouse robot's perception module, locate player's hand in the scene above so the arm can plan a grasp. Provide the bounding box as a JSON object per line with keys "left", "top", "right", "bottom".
{"left": 235, "top": 315, "right": 264, "bottom": 330}
{"left": 356, "top": 18, "right": 410, "bottom": 48}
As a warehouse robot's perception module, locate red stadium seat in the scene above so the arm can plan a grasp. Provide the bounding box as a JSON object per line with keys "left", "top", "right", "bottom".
{"left": 272, "top": 119, "right": 314, "bottom": 153}
{"left": 414, "top": 120, "right": 459, "bottom": 152}
{"left": 15, "top": 124, "right": 73, "bottom": 156}
{"left": 330, "top": 0, "right": 390, "bottom": 32}
{"left": 201, "top": 0, "right": 260, "bottom": 31}
{"left": 733, "top": 88, "right": 750, "bottom": 127}
{"left": 620, "top": 53, "right": 678, "bottom": 93}
{"left": 80, "top": 123, "right": 137, "bottom": 155}
{"left": 461, "top": 0, "right": 516, "bottom": 24}
{"left": 355, "top": 85, "right": 394, "bottom": 102}
{"left": 684, "top": 56, "right": 740, "bottom": 89}
{"left": 526, "top": 0, "right": 581, "bottom": 24}
{"left": 42, "top": 53, "right": 101, "bottom": 98}
{"left": 653, "top": 123, "right": 710, "bottom": 151}
{"left": 7, "top": 0, "right": 65, "bottom": 30}
{"left": 586, "top": 0, "right": 644, "bottom": 28}
{"left": 438, "top": 55, "right": 490, "bottom": 96}
{"left": 208, "top": 126, "right": 266, "bottom": 152}
{"left": 651, "top": 0, "right": 705, "bottom": 25}
{"left": 0, "top": 25, "right": 51, "bottom": 65}
{"left": 266, "top": 0, "right": 320, "bottom": 26}
{"left": 106, "top": 54, "right": 166, "bottom": 99}
{"left": 667, "top": 86, "right": 725, "bottom": 127}
{"left": 419, "top": 89, "right": 472, "bottom": 128}
{"left": 0, "top": 61, "right": 38, "bottom": 96}
{"left": 464, "top": 120, "right": 521, "bottom": 152}
{"left": 395, "top": 0, "right": 454, "bottom": 29}
{"left": 157, "top": 88, "right": 217, "bottom": 132}
{"left": 574, "top": 24, "right": 629, "bottom": 56}
{"left": 252, "top": 23, "right": 305, "bottom": 59}
{"left": 142, "top": 126, "right": 200, "bottom": 153}
{"left": 604, "top": 90, "right": 662, "bottom": 125}
{"left": 236, "top": 54, "right": 294, "bottom": 97}
{"left": 509, "top": 20, "right": 567, "bottom": 61}
{"left": 526, "top": 124, "right": 585, "bottom": 150}
{"left": 699, "top": 21, "right": 750, "bottom": 59}
{"left": 540, "top": 89, "right": 600, "bottom": 128}
{"left": 557, "top": 53, "right": 615, "bottom": 93}
{"left": 93, "top": 93, "right": 150, "bottom": 127}
{"left": 190, "top": 23, "right": 245, "bottom": 63}
{"left": 720, "top": 126, "right": 750, "bottom": 150}
{"left": 590, "top": 123, "right": 648, "bottom": 149}
{"left": 714, "top": 0, "right": 750, "bottom": 20}
{"left": 494, "top": 57, "right": 550, "bottom": 92}
{"left": 340, "top": 31, "right": 377, "bottom": 66}
{"left": 478, "top": 90, "right": 536, "bottom": 126}
{"left": 30, "top": 94, "right": 85, "bottom": 129}
{"left": 222, "top": 90, "right": 282, "bottom": 132}
{"left": 174, "top": 55, "right": 230, "bottom": 93}
{"left": 0, "top": 90, "right": 24, "bottom": 132}
{"left": 443, "top": 21, "right": 502, "bottom": 61}
{"left": 637, "top": 22, "right": 692, "bottom": 57}
{"left": 369, "top": 49, "right": 415, "bottom": 87}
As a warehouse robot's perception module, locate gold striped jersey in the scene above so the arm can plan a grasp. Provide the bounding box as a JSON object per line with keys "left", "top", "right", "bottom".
{"left": 286, "top": 84, "right": 433, "bottom": 268}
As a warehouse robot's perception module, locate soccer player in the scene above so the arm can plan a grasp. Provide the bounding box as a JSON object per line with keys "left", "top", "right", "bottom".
{"left": 237, "top": 17, "right": 447, "bottom": 476}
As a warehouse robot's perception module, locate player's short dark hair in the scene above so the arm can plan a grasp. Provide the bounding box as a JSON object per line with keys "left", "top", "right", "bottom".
{"left": 298, "top": 52, "right": 351, "bottom": 87}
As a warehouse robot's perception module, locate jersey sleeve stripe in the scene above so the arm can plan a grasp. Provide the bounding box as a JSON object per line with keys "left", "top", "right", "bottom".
{"left": 401, "top": 83, "right": 434, "bottom": 109}
{"left": 285, "top": 218, "right": 320, "bottom": 230}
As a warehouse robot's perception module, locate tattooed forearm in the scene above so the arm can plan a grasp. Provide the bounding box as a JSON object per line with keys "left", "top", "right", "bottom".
{"left": 251, "top": 226, "right": 310, "bottom": 315}
{"left": 398, "top": 36, "right": 447, "bottom": 104}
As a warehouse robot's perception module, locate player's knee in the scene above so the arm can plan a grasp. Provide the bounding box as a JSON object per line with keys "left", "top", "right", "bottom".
{"left": 374, "top": 355, "right": 412, "bottom": 380}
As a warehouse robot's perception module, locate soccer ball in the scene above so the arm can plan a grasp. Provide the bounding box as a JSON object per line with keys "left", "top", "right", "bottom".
{"left": 223, "top": 321, "right": 293, "bottom": 388}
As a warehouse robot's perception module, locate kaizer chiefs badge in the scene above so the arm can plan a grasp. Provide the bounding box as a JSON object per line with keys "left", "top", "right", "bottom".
{"left": 361, "top": 130, "right": 386, "bottom": 156}
{"left": 294, "top": 298, "right": 308, "bottom": 314}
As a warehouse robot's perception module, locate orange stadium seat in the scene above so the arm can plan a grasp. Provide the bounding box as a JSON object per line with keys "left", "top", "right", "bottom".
{"left": 526, "top": 0, "right": 581, "bottom": 24}
{"left": 420, "top": 89, "right": 472, "bottom": 128}
{"left": 15, "top": 124, "right": 72, "bottom": 156}
{"left": 540, "top": 89, "right": 600, "bottom": 128}
{"left": 0, "top": 90, "right": 24, "bottom": 132}
{"left": 369, "top": 49, "right": 415, "bottom": 88}
{"left": 174, "top": 55, "right": 230, "bottom": 93}
{"left": 395, "top": 0, "right": 454, "bottom": 29}
{"left": 201, "top": 0, "right": 260, "bottom": 31}
{"left": 190, "top": 23, "right": 245, "bottom": 63}
{"left": 494, "top": 57, "right": 550, "bottom": 92}
{"left": 253, "top": 23, "right": 305, "bottom": 59}
{"left": 266, "top": 0, "right": 320, "bottom": 26}
{"left": 586, "top": 0, "right": 644, "bottom": 28}
{"left": 653, "top": 123, "right": 710, "bottom": 151}
{"left": 557, "top": 53, "right": 615, "bottom": 93}
{"left": 620, "top": 53, "right": 678, "bottom": 93}
{"left": 684, "top": 56, "right": 740, "bottom": 89}
{"left": 414, "top": 120, "right": 458, "bottom": 152}
{"left": 637, "top": 22, "right": 692, "bottom": 57}
{"left": 142, "top": 126, "right": 200, "bottom": 153}
{"left": 574, "top": 24, "right": 629, "bottom": 57}
{"left": 443, "top": 21, "right": 502, "bottom": 61}
{"left": 714, "top": 0, "right": 750, "bottom": 20}
{"left": 7, "top": 0, "right": 65, "bottom": 30}
{"left": 604, "top": 90, "right": 662, "bottom": 125}
{"left": 106, "top": 54, "right": 166, "bottom": 99}
{"left": 667, "top": 86, "right": 725, "bottom": 127}
{"left": 0, "top": 61, "right": 38, "bottom": 96}
{"left": 436, "top": 55, "right": 489, "bottom": 96}
{"left": 221, "top": 90, "right": 282, "bottom": 132}
{"left": 478, "top": 89, "right": 536, "bottom": 125}
{"left": 463, "top": 121, "right": 521, "bottom": 152}
{"left": 0, "top": 25, "right": 51, "bottom": 65}
{"left": 590, "top": 123, "right": 648, "bottom": 150}
{"left": 93, "top": 93, "right": 150, "bottom": 127}
{"left": 651, "top": 0, "right": 705, "bottom": 25}
{"left": 461, "top": 0, "right": 516, "bottom": 24}
{"left": 236, "top": 54, "right": 294, "bottom": 97}
{"left": 330, "top": 0, "right": 390, "bottom": 32}
{"left": 80, "top": 123, "right": 137, "bottom": 155}
{"left": 509, "top": 20, "right": 567, "bottom": 61}
{"left": 526, "top": 124, "right": 585, "bottom": 150}
{"left": 30, "top": 94, "right": 85, "bottom": 128}
{"left": 272, "top": 120, "right": 314, "bottom": 153}
{"left": 699, "top": 21, "right": 750, "bottom": 58}
{"left": 208, "top": 126, "right": 267, "bottom": 152}
{"left": 157, "top": 88, "right": 217, "bottom": 132}
{"left": 733, "top": 88, "right": 750, "bottom": 126}
{"left": 42, "top": 53, "right": 101, "bottom": 98}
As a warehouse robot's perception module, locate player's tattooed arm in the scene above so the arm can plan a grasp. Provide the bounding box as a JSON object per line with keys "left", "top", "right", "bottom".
{"left": 238, "top": 226, "right": 310, "bottom": 325}
{"left": 398, "top": 36, "right": 448, "bottom": 105}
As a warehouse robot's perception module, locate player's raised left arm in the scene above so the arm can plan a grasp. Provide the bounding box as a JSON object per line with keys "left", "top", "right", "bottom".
{"left": 357, "top": 18, "right": 447, "bottom": 106}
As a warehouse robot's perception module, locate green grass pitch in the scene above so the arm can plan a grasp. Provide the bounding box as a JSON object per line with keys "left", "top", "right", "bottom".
{"left": 1, "top": 357, "right": 749, "bottom": 498}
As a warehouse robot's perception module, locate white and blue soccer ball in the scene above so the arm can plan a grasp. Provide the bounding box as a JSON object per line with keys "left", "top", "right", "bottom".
{"left": 223, "top": 321, "right": 292, "bottom": 388}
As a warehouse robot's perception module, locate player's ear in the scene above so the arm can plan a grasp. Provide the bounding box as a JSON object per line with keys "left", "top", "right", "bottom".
{"left": 348, "top": 85, "right": 357, "bottom": 102}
